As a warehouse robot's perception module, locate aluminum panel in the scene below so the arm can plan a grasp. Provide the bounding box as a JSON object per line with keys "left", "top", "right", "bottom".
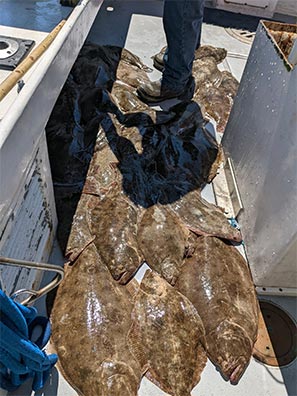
{"left": 222, "top": 20, "right": 297, "bottom": 291}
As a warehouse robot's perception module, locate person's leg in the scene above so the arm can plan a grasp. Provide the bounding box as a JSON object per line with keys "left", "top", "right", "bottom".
{"left": 137, "top": 0, "right": 204, "bottom": 103}
{"left": 153, "top": 0, "right": 203, "bottom": 72}
{"left": 162, "top": 0, "right": 205, "bottom": 91}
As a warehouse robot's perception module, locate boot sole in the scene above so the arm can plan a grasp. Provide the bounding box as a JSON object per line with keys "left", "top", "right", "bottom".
{"left": 137, "top": 87, "right": 193, "bottom": 104}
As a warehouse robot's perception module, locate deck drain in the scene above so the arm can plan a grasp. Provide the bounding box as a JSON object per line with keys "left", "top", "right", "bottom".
{"left": 225, "top": 28, "right": 255, "bottom": 44}
{"left": 253, "top": 301, "right": 296, "bottom": 367}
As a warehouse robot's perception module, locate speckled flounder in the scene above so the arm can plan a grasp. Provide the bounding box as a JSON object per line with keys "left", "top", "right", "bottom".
{"left": 167, "top": 189, "right": 242, "bottom": 242}
{"left": 128, "top": 270, "right": 207, "bottom": 396}
{"left": 137, "top": 204, "right": 189, "bottom": 285}
{"left": 193, "top": 70, "right": 239, "bottom": 133}
{"left": 179, "top": 44, "right": 240, "bottom": 133}
{"left": 90, "top": 191, "right": 144, "bottom": 284}
{"left": 65, "top": 194, "right": 96, "bottom": 263}
{"left": 176, "top": 235, "right": 259, "bottom": 383}
{"left": 51, "top": 241, "right": 143, "bottom": 396}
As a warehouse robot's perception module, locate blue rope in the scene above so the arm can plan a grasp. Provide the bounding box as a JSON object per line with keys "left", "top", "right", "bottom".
{"left": 0, "top": 290, "right": 58, "bottom": 392}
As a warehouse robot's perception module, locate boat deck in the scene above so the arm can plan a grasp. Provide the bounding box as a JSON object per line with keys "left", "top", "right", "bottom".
{"left": 0, "top": 1, "right": 296, "bottom": 396}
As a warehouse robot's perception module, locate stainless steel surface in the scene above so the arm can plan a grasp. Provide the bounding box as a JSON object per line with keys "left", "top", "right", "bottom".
{"left": 0, "top": 256, "right": 64, "bottom": 306}
{"left": 224, "top": 157, "right": 244, "bottom": 217}
{"left": 257, "top": 286, "right": 297, "bottom": 297}
{"left": 212, "top": 153, "right": 244, "bottom": 219}
{"left": 222, "top": 20, "right": 297, "bottom": 291}
{"left": 0, "top": 37, "right": 19, "bottom": 59}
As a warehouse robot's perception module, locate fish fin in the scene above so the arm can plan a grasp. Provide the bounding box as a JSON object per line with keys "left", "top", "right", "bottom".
{"left": 125, "top": 278, "right": 139, "bottom": 297}
{"left": 193, "top": 344, "right": 208, "bottom": 386}
{"left": 63, "top": 260, "right": 72, "bottom": 275}
{"left": 53, "top": 347, "right": 85, "bottom": 396}
{"left": 127, "top": 321, "right": 148, "bottom": 371}
{"left": 66, "top": 236, "right": 96, "bottom": 264}
{"left": 146, "top": 371, "right": 193, "bottom": 396}
{"left": 119, "top": 270, "right": 135, "bottom": 285}
{"left": 145, "top": 369, "right": 172, "bottom": 395}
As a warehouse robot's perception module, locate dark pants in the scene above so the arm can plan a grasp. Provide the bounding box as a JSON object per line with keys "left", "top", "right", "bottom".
{"left": 162, "top": 0, "right": 205, "bottom": 90}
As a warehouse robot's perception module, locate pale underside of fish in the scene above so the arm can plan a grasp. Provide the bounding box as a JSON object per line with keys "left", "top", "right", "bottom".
{"left": 128, "top": 270, "right": 207, "bottom": 396}
{"left": 175, "top": 235, "right": 259, "bottom": 384}
{"left": 51, "top": 239, "right": 143, "bottom": 396}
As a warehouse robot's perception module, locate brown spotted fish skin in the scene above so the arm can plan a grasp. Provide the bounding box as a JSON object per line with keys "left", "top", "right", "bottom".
{"left": 168, "top": 189, "right": 242, "bottom": 243}
{"left": 128, "top": 270, "right": 207, "bottom": 396}
{"left": 194, "top": 45, "right": 227, "bottom": 63}
{"left": 65, "top": 194, "right": 95, "bottom": 263}
{"left": 51, "top": 243, "right": 142, "bottom": 396}
{"left": 137, "top": 205, "right": 189, "bottom": 285}
{"left": 194, "top": 70, "right": 239, "bottom": 133}
{"left": 190, "top": 45, "right": 239, "bottom": 132}
{"left": 176, "top": 235, "right": 259, "bottom": 384}
{"left": 90, "top": 192, "right": 144, "bottom": 284}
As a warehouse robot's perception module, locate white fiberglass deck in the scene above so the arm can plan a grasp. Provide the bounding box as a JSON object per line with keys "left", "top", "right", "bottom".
{"left": 0, "top": 1, "right": 296, "bottom": 396}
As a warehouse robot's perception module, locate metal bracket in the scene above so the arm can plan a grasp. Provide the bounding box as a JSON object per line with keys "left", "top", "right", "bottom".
{"left": 0, "top": 35, "right": 35, "bottom": 70}
{"left": 256, "top": 286, "right": 297, "bottom": 297}
{"left": 0, "top": 256, "right": 64, "bottom": 306}
{"left": 212, "top": 155, "right": 243, "bottom": 218}
{"left": 224, "top": 157, "right": 243, "bottom": 217}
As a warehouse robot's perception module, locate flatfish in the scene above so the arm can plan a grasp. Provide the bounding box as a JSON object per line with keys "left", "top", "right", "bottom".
{"left": 81, "top": 129, "right": 122, "bottom": 199}
{"left": 194, "top": 70, "right": 239, "bottom": 133}
{"left": 110, "top": 81, "right": 175, "bottom": 126}
{"left": 51, "top": 242, "right": 143, "bottom": 396}
{"left": 176, "top": 235, "right": 259, "bottom": 383}
{"left": 137, "top": 205, "right": 189, "bottom": 285}
{"left": 153, "top": 45, "right": 226, "bottom": 72}
{"left": 191, "top": 45, "right": 228, "bottom": 91}
{"left": 167, "top": 189, "right": 242, "bottom": 242}
{"left": 128, "top": 270, "right": 207, "bottom": 396}
{"left": 192, "top": 56, "right": 223, "bottom": 88}
{"left": 65, "top": 194, "right": 96, "bottom": 262}
{"left": 90, "top": 191, "right": 144, "bottom": 284}
{"left": 194, "top": 45, "right": 227, "bottom": 63}
{"left": 116, "top": 61, "right": 150, "bottom": 89}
